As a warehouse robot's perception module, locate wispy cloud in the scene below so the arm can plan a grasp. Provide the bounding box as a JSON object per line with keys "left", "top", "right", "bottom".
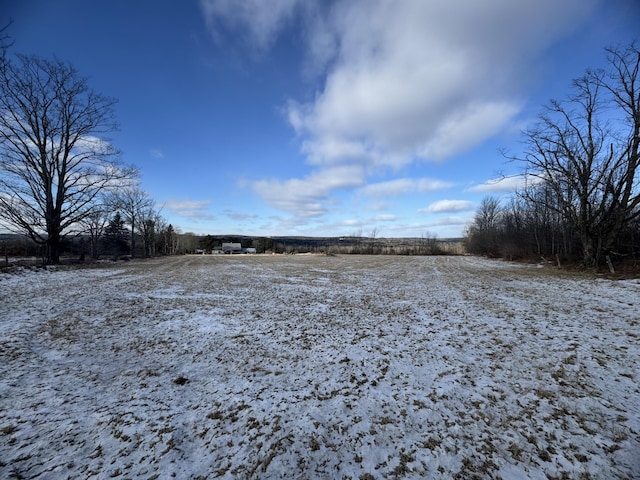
{"left": 372, "top": 214, "right": 399, "bottom": 222}
{"left": 426, "top": 216, "right": 470, "bottom": 227}
{"left": 335, "top": 219, "right": 365, "bottom": 228}
{"left": 383, "top": 216, "right": 471, "bottom": 237}
{"left": 252, "top": 165, "right": 365, "bottom": 219}
{"left": 164, "top": 199, "right": 213, "bottom": 220}
{"left": 165, "top": 200, "right": 210, "bottom": 210}
{"left": 467, "top": 174, "right": 540, "bottom": 193}
{"left": 224, "top": 210, "right": 258, "bottom": 220}
{"left": 173, "top": 211, "right": 214, "bottom": 220}
{"left": 420, "top": 200, "right": 475, "bottom": 214}
{"left": 199, "top": 0, "right": 301, "bottom": 54}
{"left": 150, "top": 149, "right": 165, "bottom": 159}
{"left": 361, "top": 178, "right": 454, "bottom": 198}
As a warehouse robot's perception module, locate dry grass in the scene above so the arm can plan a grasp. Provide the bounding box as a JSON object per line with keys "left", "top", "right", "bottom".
{"left": 1, "top": 255, "right": 639, "bottom": 479}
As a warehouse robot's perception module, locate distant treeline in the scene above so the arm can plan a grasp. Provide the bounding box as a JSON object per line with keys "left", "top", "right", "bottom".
{"left": 187, "top": 234, "right": 464, "bottom": 256}
{"left": 1, "top": 232, "right": 465, "bottom": 263}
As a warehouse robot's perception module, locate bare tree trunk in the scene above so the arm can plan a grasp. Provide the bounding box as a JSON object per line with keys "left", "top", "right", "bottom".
{"left": 580, "top": 234, "right": 598, "bottom": 268}
{"left": 130, "top": 213, "right": 136, "bottom": 258}
{"left": 46, "top": 231, "right": 61, "bottom": 265}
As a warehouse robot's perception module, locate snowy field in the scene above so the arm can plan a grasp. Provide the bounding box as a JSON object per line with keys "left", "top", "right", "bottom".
{"left": 1, "top": 255, "right": 639, "bottom": 479}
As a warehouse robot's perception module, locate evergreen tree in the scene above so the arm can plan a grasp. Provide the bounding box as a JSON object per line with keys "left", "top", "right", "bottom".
{"left": 102, "top": 212, "right": 129, "bottom": 257}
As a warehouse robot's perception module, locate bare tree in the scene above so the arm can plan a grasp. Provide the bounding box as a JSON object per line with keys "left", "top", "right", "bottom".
{"left": 137, "top": 204, "right": 164, "bottom": 257}
{"left": 474, "top": 196, "right": 502, "bottom": 232}
{"left": 79, "top": 199, "right": 114, "bottom": 259}
{"left": 110, "top": 187, "right": 153, "bottom": 258}
{"left": 178, "top": 231, "right": 200, "bottom": 255}
{"left": 1, "top": 21, "right": 12, "bottom": 60}
{"left": 595, "top": 44, "right": 640, "bottom": 252}
{"left": 349, "top": 229, "right": 363, "bottom": 254}
{"left": 0, "top": 55, "right": 134, "bottom": 264}
{"left": 367, "top": 227, "right": 379, "bottom": 254}
{"left": 515, "top": 43, "right": 640, "bottom": 267}
{"left": 465, "top": 196, "right": 503, "bottom": 255}
{"left": 155, "top": 219, "right": 177, "bottom": 256}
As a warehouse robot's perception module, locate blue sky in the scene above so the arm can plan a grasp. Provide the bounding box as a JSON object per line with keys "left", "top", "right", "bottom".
{"left": 3, "top": 0, "right": 639, "bottom": 238}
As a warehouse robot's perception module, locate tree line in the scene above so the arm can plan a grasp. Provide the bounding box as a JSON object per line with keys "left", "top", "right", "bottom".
{"left": 466, "top": 42, "right": 640, "bottom": 270}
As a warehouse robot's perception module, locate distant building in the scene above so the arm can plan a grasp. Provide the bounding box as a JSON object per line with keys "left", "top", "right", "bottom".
{"left": 221, "top": 242, "right": 242, "bottom": 254}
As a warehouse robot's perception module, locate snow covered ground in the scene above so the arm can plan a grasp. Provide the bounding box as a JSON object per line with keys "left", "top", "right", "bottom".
{"left": 1, "top": 255, "right": 639, "bottom": 479}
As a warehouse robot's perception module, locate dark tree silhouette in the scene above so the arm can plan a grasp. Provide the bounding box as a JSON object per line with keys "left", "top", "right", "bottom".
{"left": 515, "top": 43, "right": 640, "bottom": 266}
{"left": 0, "top": 55, "right": 135, "bottom": 263}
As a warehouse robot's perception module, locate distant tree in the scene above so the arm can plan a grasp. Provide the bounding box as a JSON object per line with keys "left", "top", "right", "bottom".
{"left": 137, "top": 204, "right": 163, "bottom": 257}
{"left": 465, "top": 197, "right": 503, "bottom": 255}
{"left": 0, "top": 55, "right": 134, "bottom": 264}
{"left": 80, "top": 202, "right": 113, "bottom": 259}
{"left": 159, "top": 223, "right": 178, "bottom": 255}
{"left": 367, "top": 228, "right": 380, "bottom": 254}
{"left": 199, "top": 235, "right": 215, "bottom": 253}
{"left": 514, "top": 42, "right": 640, "bottom": 267}
{"left": 102, "top": 212, "right": 128, "bottom": 257}
{"left": 349, "top": 229, "right": 364, "bottom": 254}
{"left": 256, "top": 237, "right": 273, "bottom": 253}
{"left": 179, "top": 232, "right": 200, "bottom": 254}
{"left": 421, "top": 232, "right": 443, "bottom": 255}
{"left": 476, "top": 196, "right": 502, "bottom": 232}
{"left": 110, "top": 187, "right": 153, "bottom": 258}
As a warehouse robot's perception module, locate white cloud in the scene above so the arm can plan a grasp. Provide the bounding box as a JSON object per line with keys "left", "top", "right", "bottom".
{"left": 383, "top": 216, "right": 471, "bottom": 238}
{"left": 336, "top": 219, "right": 364, "bottom": 228}
{"left": 225, "top": 211, "right": 258, "bottom": 220}
{"left": 285, "top": 0, "right": 598, "bottom": 167}
{"left": 426, "top": 216, "right": 470, "bottom": 227}
{"left": 372, "top": 214, "right": 398, "bottom": 222}
{"left": 72, "top": 135, "right": 115, "bottom": 155}
{"left": 165, "top": 199, "right": 213, "bottom": 220}
{"left": 421, "top": 200, "right": 475, "bottom": 214}
{"left": 252, "top": 165, "right": 365, "bottom": 218}
{"left": 423, "top": 216, "right": 472, "bottom": 229}
{"left": 173, "top": 211, "right": 214, "bottom": 220}
{"left": 165, "top": 200, "right": 210, "bottom": 211}
{"left": 361, "top": 178, "right": 453, "bottom": 197}
{"left": 199, "top": 0, "right": 301, "bottom": 53}
{"left": 150, "top": 149, "right": 165, "bottom": 159}
{"left": 417, "top": 102, "right": 522, "bottom": 161}
{"left": 467, "top": 174, "right": 541, "bottom": 193}
{"left": 203, "top": 0, "right": 598, "bottom": 223}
